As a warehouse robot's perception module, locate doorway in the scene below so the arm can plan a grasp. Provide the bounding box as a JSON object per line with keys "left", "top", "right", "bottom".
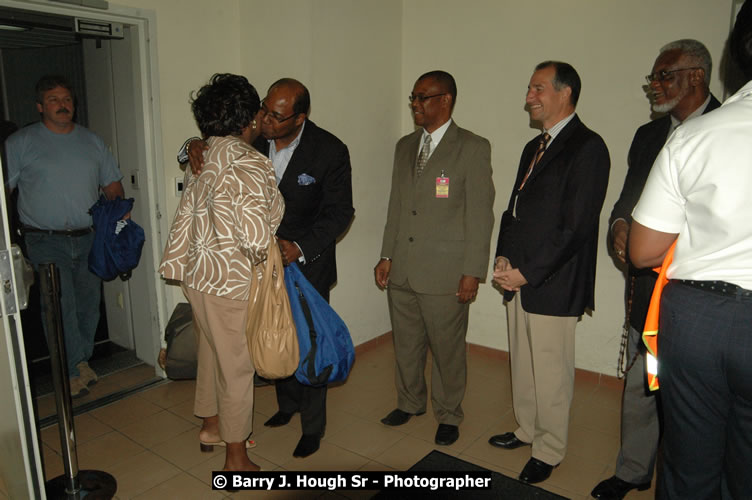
{"left": 0, "top": 4, "right": 166, "bottom": 422}
{"left": 0, "top": 2, "right": 168, "bottom": 496}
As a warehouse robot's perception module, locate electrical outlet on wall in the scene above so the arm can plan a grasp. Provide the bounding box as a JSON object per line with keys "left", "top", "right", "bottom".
{"left": 175, "top": 177, "right": 184, "bottom": 196}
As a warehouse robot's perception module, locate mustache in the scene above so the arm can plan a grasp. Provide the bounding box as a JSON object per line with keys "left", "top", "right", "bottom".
{"left": 56, "top": 108, "right": 71, "bottom": 115}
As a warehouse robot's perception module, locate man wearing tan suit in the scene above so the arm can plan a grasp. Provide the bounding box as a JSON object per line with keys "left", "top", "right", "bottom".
{"left": 374, "top": 70, "right": 495, "bottom": 446}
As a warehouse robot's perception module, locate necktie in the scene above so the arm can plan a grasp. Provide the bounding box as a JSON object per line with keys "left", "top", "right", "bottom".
{"left": 416, "top": 134, "right": 432, "bottom": 178}
{"left": 518, "top": 132, "right": 550, "bottom": 190}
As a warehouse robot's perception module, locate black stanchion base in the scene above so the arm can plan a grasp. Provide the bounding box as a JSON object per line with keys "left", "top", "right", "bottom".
{"left": 45, "top": 470, "right": 117, "bottom": 499}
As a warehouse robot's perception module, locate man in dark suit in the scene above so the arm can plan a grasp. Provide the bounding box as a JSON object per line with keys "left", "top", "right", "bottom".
{"left": 253, "top": 78, "right": 353, "bottom": 458}
{"left": 374, "top": 70, "right": 495, "bottom": 447}
{"left": 591, "top": 40, "right": 719, "bottom": 500}
{"left": 184, "top": 78, "right": 354, "bottom": 458}
{"left": 252, "top": 79, "right": 354, "bottom": 299}
{"left": 489, "top": 61, "right": 610, "bottom": 485}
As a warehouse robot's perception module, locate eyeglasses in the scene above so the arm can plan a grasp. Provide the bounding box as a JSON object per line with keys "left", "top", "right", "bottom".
{"left": 408, "top": 93, "right": 446, "bottom": 103}
{"left": 261, "top": 102, "right": 299, "bottom": 123}
{"left": 645, "top": 67, "right": 702, "bottom": 84}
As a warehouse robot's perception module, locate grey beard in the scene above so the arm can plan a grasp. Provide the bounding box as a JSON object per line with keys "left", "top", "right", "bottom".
{"left": 652, "top": 97, "right": 679, "bottom": 113}
{"left": 651, "top": 88, "right": 687, "bottom": 113}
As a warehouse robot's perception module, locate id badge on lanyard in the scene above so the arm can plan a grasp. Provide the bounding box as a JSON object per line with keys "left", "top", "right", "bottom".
{"left": 436, "top": 170, "right": 449, "bottom": 198}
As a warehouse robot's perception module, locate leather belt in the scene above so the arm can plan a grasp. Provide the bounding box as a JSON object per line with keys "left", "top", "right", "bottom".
{"left": 675, "top": 279, "right": 752, "bottom": 298}
{"left": 21, "top": 225, "right": 93, "bottom": 237}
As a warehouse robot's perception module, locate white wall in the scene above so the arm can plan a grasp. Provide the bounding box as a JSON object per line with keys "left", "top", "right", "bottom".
{"left": 112, "top": 0, "right": 242, "bottom": 325}
{"left": 400, "top": 0, "right": 733, "bottom": 374}
{"left": 116, "top": 0, "right": 733, "bottom": 375}
{"left": 117, "top": 0, "right": 243, "bottom": 219}
{"left": 114, "top": 0, "right": 403, "bottom": 345}
{"left": 236, "top": 0, "right": 403, "bottom": 343}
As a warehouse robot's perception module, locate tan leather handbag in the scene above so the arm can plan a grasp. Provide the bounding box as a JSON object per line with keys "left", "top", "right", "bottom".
{"left": 246, "top": 243, "right": 298, "bottom": 379}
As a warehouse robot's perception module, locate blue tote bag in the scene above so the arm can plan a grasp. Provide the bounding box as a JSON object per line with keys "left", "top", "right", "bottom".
{"left": 284, "top": 263, "right": 355, "bottom": 386}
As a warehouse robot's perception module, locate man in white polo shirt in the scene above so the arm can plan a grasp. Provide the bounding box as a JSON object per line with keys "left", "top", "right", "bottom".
{"left": 629, "top": 2, "right": 752, "bottom": 497}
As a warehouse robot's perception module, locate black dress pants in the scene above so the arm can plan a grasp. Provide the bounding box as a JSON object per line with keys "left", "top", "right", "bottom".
{"left": 275, "top": 282, "right": 329, "bottom": 436}
{"left": 275, "top": 377, "right": 327, "bottom": 436}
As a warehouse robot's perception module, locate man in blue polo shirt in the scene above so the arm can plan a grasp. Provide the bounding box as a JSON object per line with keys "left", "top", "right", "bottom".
{"left": 6, "top": 75, "right": 124, "bottom": 398}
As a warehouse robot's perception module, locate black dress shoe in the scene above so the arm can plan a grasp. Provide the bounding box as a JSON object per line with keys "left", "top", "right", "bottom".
{"left": 591, "top": 475, "right": 651, "bottom": 500}
{"left": 488, "top": 432, "right": 530, "bottom": 449}
{"left": 293, "top": 434, "right": 321, "bottom": 458}
{"left": 264, "top": 411, "right": 293, "bottom": 427}
{"left": 435, "top": 424, "right": 459, "bottom": 446}
{"left": 380, "top": 408, "right": 425, "bottom": 426}
{"left": 519, "top": 457, "right": 556, "bottom": 484}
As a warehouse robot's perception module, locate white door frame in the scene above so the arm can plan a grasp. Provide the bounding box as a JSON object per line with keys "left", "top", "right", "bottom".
{"left": 1, "top": 0, "right": 170, "bottom": 362}
{"left": 0, "top": 0, "right": 169, "bottom": 495}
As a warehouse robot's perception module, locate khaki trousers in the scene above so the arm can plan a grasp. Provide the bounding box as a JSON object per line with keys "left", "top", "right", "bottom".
{"left": 387, "top": 280, "right": 469, "bottom": 425}
{"left": 182, "top": 284, "right": 254, "bottom": 443}
{"left": 507, "top": 295, "right": 577, "bottom": 465}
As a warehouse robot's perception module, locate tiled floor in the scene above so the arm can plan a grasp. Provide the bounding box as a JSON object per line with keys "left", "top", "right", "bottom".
{"left": 33, "top": 362, "right": 161, "bottom": 420}
{"left": 19, "top": 339, "right": 657, "bottom": 500}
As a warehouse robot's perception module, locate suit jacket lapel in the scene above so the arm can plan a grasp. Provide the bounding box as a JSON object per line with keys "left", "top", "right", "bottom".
{"left": 705, "top": 94, "right": 721, "bottom": 114}
{"left": 420, "top": 120, "right": 458, "bottom": 178}
{"left": 650, "top": 118, "right": 672, "bottom": 158}
{"left": 404, "top": 129, "right": 422, "bottom": 179}
{"left": 279, "top": 120, "right": 314, "bottom": 188}
{"left": 525, "top": 114, "right": 582, "bottom": 185}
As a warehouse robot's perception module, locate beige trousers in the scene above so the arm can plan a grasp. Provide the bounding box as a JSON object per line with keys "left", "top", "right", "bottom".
{"left": 507, "top": 295, "right": 577, "bottom": 465}
{"left": 182, "top": 284, "right": 254, "bottom": 443}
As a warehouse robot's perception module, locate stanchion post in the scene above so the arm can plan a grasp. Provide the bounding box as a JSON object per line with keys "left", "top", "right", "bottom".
{"left": 40, "top": 262, "right": 117, "bottom": 499}
{"left": 39, "top": 263, "right": 81, "bottom": 498}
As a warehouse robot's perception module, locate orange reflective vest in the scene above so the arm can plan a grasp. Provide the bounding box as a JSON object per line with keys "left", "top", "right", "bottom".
{"left": 642, "top": 241, "right": 677, "bottom": 392}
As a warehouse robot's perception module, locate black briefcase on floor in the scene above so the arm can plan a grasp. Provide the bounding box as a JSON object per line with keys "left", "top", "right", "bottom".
{"left": 164, "top": 303, "right": 197, "bottom": 380}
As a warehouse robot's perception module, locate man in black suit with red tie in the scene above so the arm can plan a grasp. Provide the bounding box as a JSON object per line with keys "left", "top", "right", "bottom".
{"left": 591, "top": 39, "right": 719, "bottom": 500}
{"left": 489, "top": 61, "right": 610, "bottom": 485}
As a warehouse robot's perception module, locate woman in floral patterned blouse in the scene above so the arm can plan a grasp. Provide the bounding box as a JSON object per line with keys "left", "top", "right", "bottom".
{"left": 160, "top": 74, "right": 284, "bottom": 471}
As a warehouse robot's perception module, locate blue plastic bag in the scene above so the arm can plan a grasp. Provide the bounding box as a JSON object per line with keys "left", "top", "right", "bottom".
{"left": 88, "top": 195, "right": 145, "bottom": 281}
{"left": 284, "top": 262, "right": 355, "bottom": 386}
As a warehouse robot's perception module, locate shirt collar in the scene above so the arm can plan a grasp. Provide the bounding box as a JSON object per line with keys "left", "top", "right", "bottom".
{"left": 422, "top": 118, "right": 452, "bottom": 146}
{"left": 670, "top": 95, "right": 712, "bottom": 130}
{"left": 268, "top": 120, "right": 306, "bottom": 154}
{"left": 724, "top": 79, "right": 752, "bottom": 105}
{"left": 544, "top": 112, "right": 575, "bottom": 146}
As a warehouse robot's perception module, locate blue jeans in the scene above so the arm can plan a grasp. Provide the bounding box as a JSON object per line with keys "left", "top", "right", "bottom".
{"left": 24, "top": 231, "right": 101, "bottom": 377}
{"left": 658, "top": 282, "right": 752, "bottom": 499}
